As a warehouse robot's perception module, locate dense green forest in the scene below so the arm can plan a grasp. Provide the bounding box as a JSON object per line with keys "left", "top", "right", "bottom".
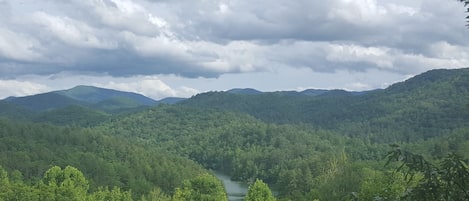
{"left": 0, "top": 117, "right": 208, "bottom": 199}
{"left": 181, "top": 69, "right": 469, "bottom": 142}
{"left": 0, "top": 68, "right": 468, "bottom": 200}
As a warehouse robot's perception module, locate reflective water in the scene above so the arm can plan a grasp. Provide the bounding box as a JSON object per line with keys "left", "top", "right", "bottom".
{"left": 213, "top": 171, "right": 249, "bottom": 201}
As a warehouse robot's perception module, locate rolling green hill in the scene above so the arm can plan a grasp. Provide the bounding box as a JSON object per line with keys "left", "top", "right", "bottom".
{"left": 0, "top": 117, "right": 206, "bottom": 198}
{"left": 56, "top": 85, "right": 158, "bottom": 106}
{"left": 3, "top": 85, "right": 158, "bottom": 113}
{"left": 0, "top": 68, "right": 468, "bottom": 201}
{"left": 33, "top": 105, "right": 110, "bottom": 126}
{"left": 5, "top": 92, "right": 83, "bottom": 111}
{"left": 0, "top": 86, "right": 163, "bottom": 125}
{"left": 0, "top": 101, "right": 37, "bottom": 120}
{"left": 180, "top": 68, "right": 469, "bottom": 142}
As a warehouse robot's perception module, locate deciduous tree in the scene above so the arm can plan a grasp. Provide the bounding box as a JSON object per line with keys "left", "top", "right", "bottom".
{"left": 244, "top": 179, "right": 276, "bottom": 201}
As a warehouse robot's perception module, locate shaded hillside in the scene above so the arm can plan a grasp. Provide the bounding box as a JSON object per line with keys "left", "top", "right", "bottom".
{"left": 158, "top": 97, "right": 186, "bottom": 104}
{"left": 180, "top": 68, "right": 469, "bottom": 142}
{"left": 0, "top": 101, "right": 36, "bottom": 120}
{"left": 91, "top": 96, "right": 147, "bottom": 113}
{"left": 33, "top": 105, "right": 110, "bottom": 126}
{"left": 56, "top": 85, "right": 157, "bottom": 106}
{"left": 3, "top": 86, "right": 158, "bottom": 113}
{"left": 227, "top": 88, "right": 263, "bottom": 95}
{"left": 5, "top": 92, "right": 83, "bottom": 111}
{"left": 179, "top": 89, "right": 370, "bottom": 126}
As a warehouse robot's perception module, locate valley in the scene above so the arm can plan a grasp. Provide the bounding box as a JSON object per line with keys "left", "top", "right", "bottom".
{"left": 0, "top": 68, "right": 468, "bottom": 200}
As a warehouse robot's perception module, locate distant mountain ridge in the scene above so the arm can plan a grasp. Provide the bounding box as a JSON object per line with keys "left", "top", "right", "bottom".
{"left": 227, "top": 88, "right": 263, "bottom": 95}
{"left": 4, "top": 85, "right": 158, "bottom": 112}
{"left": 5, "top": 92, "right": 83, "bottom": 111}
{"left": 1, "top": 68, "right": 468, "bottom": 133}
{"left": 180, "top": 68, "right": 469, "bottom": 142}
{"left": 56, "top": 85, "right": 158, "bottom": 105}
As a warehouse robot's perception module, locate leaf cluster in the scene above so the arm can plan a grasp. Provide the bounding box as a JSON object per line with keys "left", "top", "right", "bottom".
{"left": 386, "top": 145, "right": 469, "bottom": 200}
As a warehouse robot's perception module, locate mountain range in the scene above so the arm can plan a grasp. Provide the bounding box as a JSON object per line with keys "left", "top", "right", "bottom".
{"left": 0, "top": 82, "right": 375, "bottom": 121}
{"left": 0, "top": 68, "right": 468, "bottom": 200}
{"left": 1, "top": 68, "right": 468, "bottom": 135}
{"left": 180, "top": 68, "right": 469, "bottom": 142}
{"left": 0, "top": 85, "right": 182, "bottom": 125}
{"left": 4, "top": 85, "right": 158, "bottom": 111}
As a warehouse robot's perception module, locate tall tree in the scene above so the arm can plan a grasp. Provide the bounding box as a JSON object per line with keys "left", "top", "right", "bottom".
{"left": 386, "top": 145, "right": 469, "bottom": 200}
{"left": 457, "top": 0, "right": 469, "bottom": 27}
{"left": 244, "top": 179, "right": 276, "bottom": 201}
{"left": 39, "top": 166, "right": 89, "bottom": 201}
{"left": 173, "top": 173, "right": 227, "bottom": 201}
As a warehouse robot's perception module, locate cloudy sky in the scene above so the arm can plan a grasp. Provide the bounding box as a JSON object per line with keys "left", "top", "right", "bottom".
{"left": 0, "top": 0, "right": 468, "bottom": 100}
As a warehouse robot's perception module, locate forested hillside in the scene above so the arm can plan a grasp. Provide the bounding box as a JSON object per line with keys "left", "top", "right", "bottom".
{"left": 181, "top": 68, "right": 469, "bottom": 142}
{"left": 0, "top": 118, "right": 207, "bottom": 199}
{"left": 2, "top": 85, "right": 159, "bottom": 115}
{"left": 98, "top": 104, "right": 469, "bottom": 200}
{"left": 0, "top": 68, "right": 468, "bottom": 200}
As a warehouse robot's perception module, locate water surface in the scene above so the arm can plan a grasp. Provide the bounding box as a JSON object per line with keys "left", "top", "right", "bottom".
{"left": 214, "top": 171, "right": 248, "bottom": 201}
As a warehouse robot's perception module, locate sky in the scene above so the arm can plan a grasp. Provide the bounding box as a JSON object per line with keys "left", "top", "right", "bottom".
{"left": 0, "top": 0, "right": 468, "bottom": 100}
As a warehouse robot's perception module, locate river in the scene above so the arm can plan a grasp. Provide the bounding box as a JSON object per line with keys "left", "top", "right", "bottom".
{"left": 213, "top": 171, "right": 249, "bottom": 201}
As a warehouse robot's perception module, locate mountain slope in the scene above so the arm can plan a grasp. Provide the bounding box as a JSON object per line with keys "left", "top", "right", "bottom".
{"left": 158, "top": 97, "right": 186, "bottom": 104}
{"left": 33, "top": 105, "right": 110, "bottom": 126}
{"left": 56, "top": 85, "right": 157, "bottom": 106}
{"left": 0, "top": 101, "right": 36, "bottom": 120}
{"left": 180, "top": 68, "right": 469, "bottom": 142}
{"left": 3, "top": 86, "right": 158, "bottom": 113}
{"left": 0, "top": 117, "right": 206, "bottom": 198}
{"left": 227, "top": 88, "right": 263, "bottom": 95}
{"left": 4, "top": 92, "right": 84, "bottom": 111}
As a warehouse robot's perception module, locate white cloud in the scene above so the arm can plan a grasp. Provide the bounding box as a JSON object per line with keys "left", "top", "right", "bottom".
{"left": 80, "top": 0, "right": 166, "bottom": 36}
{"left": 32, "top": 12, "right": 117, "bottom": 49}
{"left": 329, "top": 0, "right": 388, "bottom": 24}
{"left": 4, "top": 73, "right": 197, "bottom": 100}
{"left": 0, "top": 27, "right": 42, "bottom": 61}
{"left": 100, "top": 77, "right": 177, "bottom": 100}
{"left": 98, "top": 77, "right": 200, "bottom": 99}
{"left": 429, "top": 41, "right": 469, "bottom": 59}
{"left": 344, "top": 82, "right": 372, "bottom": 91}
{"left": 0, "top": 0, "right": 468, "bottom": 98}
{"left": 120, "top": 31, "right": 189, "bottom": 58}
{"left": 190, "top": 40, "right": 267, "bottom": 73}
{"left": 326, "top": 44, "right": 393, "bottom": 69}
{"left": 0, "top": 80, "right": 50, "bottom": 99}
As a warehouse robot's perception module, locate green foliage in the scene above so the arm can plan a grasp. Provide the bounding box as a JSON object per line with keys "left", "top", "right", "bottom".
{"left": 181, "top": 68, "right": 469, "bottom": 143}
{"left": 0, "top": 165, "right": 133, "bottom": 201}
{"left": 101, "top": 105, "right": 367, "bottom": 200}
{"left": 313, "top": 152, "right": 364, "bottom": 201}
{"left": 90, "top": 187, "right": 133, "bottom": 201}
{"left": 386, "top": 146, "right": 469, "bottom": 200}
{"left": 39, "top": 166, "right": 89, "bottom": 201}
{"left": 1, "top": 68, "right": 469, "bottom": 201}
{"left": 0, "top": 118, "right": 206, "bottom": 198}
{"left": 33, "top": 105, "right": 110, "bottom": 126}
{"left": 140, "top": 187, "right": 171, "bottom": 201}
{"left": 357, "top": 170, "right": 408, "bottom": 201}
{"left": 172, "top": 173, "right": 227, "bottom": 201}
{"left": 244, "top": 179, "right": 276, "bottom": 201}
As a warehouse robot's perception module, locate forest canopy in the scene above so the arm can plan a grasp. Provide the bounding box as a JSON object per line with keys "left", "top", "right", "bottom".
{"left": 0, "top": 68, "right": 468, "bottom": 200}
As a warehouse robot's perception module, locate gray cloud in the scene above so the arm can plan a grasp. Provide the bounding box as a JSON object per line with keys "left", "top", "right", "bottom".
{"left": 0, "top": 0, "right": 468, "bottom": 80}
